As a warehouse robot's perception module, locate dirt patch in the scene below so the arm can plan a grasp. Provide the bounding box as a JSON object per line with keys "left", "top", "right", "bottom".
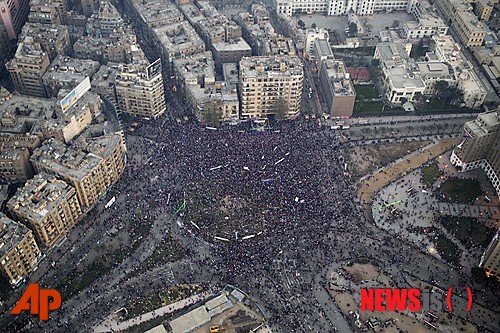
{"left": 345, "top": 263, "right": 379, "bottom": 282}
{"left": 348, "top": 140, "right": 432, "bottom": 177}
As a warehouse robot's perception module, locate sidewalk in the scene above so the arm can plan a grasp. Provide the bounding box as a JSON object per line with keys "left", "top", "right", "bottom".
{"left": 93, "top": 290, "right": 215, "bottom": 332}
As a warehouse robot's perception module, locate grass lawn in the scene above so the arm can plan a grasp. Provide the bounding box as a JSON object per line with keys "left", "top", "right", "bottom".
{"left": 354, "top": 85, "right": 379, "bottom": 99}
{"left": 427, "top": 98, "right": 456, "bottom": 110}
{"left": 439, "top": 216, "right": 494, "bottom": 247}
{"left": 440, "top": 178, "right": 482, "bottom": 204}
{"left": 434, "top": 233, "right": 460, "bottom": 265}
{"left": 356, "top": 101, "right": 384, "bottom": 112}
{"left": 422, "top": 163, "right": 440, "bottom": 188}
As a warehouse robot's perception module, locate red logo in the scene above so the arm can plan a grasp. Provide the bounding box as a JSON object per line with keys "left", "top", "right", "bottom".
{"left": 360, "top": 287, "right": 472, "bottom": 312}
{"left": 11, "top": 283, "right": 62, "bottom": 320}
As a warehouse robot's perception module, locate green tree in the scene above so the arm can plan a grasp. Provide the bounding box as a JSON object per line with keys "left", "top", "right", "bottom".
{"left": 348, "top": 22, "right": 358, "bottom": 37}
{"left": 311, "top": 23, "right": 317, "bottom": 29}
{"left": 434, "top": 80, "right": 449, "bottom": 97}
{"left": 203, "top": 99, "right": 223, "bottom": 126}
{"left": 298, "top": 20, "right": 306, "bottom": 29}
{"left": 273, "top": 98, "right": 288, "bottom": 121}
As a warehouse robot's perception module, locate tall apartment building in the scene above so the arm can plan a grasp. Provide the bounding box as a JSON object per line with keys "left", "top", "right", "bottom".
{"left": 0, "top": 25, "right": 10, "bottom": 67}
{"left": 115, "top": 62, "right": 166, "bottom": 118}
{"left": 42, "top": 56, "right": 100, "bottom": 98}
{"left": 319, "top": 59, "right": 356, "bottom": 117}
{"left": 239, "top": 55, "right": 303, "bottom": 119}
{"left": 6, "top": 40, "right": 50, "bottom": 97}
{"left": 0, "top": 212, "right": 41, "bottom": 287}
{"left": 18, "top": 23, "right": 72, "bottom": 62}
{"left": 0, "top": 146, "right": 34, "bottom": 182}
{"left": 450, "top": 111, "right": 500, "bottom": 196}
{"left": 7, "top": 173, "right": 82, "bottom": 249}
{"left": 480, "top": 230, "right": 500, "bottom": 279}
{"left": 0, "top": 0, "right": 30, "bottom": 39}
{"left": 30, "top": 133, "right": 126, "bottom": 210}
{"left": 433, "top": 0, "right": 487, "bottom": 47}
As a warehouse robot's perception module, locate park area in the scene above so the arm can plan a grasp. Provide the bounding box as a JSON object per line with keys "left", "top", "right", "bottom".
{"left": 422, "top": 163, "right": 441, "bottom": 188}
{"left": 440, "top": 178, "right": 482, "bottom": 203}
{"left": 439, "top": 216, "right": 495, "bottom": 248}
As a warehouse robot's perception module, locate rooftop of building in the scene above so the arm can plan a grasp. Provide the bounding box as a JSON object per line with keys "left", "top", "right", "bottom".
{"left": 43, "top": 91, "right": 101, "bottom": 130}
{"left": 417, "top": 61, "right": 454, "bottom": 80}
{"left": 213, "top": 39, "right": 252, "bottom": 52}
{"left": 95, "top": 1, "right": 122, "bottom": 20}
{"left": 0, "top": 213, "right": 31, "bottom": 258}
{"left": 0, "top": 146, "right": 28, "bottom": 160}
{"left": 173, "top": 52, "right": 215, "bottom": 85}
{"left": 18, "top": 23, "right": 68, "bottom": 42}
{"left": 315, "top": 39, "right": 333, "bottom": 58}
{"left": 456, "top": 11, "right": 487, "bottom": 34}
{"left": 0, "top": 92, "right": 55, "bottom": 134}
{"left": 322, "top": 59, "right": 355, "bottom": 96}
{"left": 179, "top": 3, "right": 205, "bottom": 25}
{"left": 8, "top": 172, "right": 75, "bottom": 222}
{"left": 465, "top": 111, "right": 500, "bottom": 136}
{"left": 384, "top": 66, "right": 425, "bottom": 89}
{"left": 91, "top": 63, "right": 119, "bottom": 89}
{"left": 43, "top": 56, "right": 100, "bottom": 84}
{"left": 376, "top": 43, "right": 410, "bottom": 66}
{"left": 153, "top": 21, "right": 205, "bottom": 54}
{"left": 115, "top": 62, "right": 162, "bottom": 84}
{"left": 9, "top": 39, "right": 47, "bottom": 62}
{"left": 239, "top": 55, "right": 303, "bottom": 77}
{"left": 30, "top": 132, "right": 123, "bottom": 179}
{"left": 223, "top": 63, "right": 239, "bottom": 87}
{"left": 134, "top": 0, "right": 183, "bottom": 26}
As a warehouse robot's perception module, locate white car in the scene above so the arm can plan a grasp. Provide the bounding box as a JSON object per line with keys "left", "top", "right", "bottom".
{"left": 331, "top": 125, "right": 341, "bottom": 130}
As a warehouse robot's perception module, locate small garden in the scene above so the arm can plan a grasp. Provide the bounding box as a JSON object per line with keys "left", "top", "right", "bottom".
{"left": 439, "top": 178, "right": 482, "bottom": 204}
{"left": 422, "top": 163, "right": 441, "bottom": 188}
{"left": 439, "top": 216, "right": 495, "bottom": 248}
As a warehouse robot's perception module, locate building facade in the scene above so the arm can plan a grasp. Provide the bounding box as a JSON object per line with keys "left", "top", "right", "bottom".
{"left": 239, "top": 55, "right": 303, "bottom": 119}
{"left": 8, "top": 173, "right": 82, "bottom": 249}
{"left": 115, "top": 62, "right": 166, "bottom": 118}
{"left": 30, "top": 133, "right": 126, "bottom": 210}
{"left": 0, "top": 0, "right": 30, "bottom": 39}
{"left": 6, "top": 40, "right": 50, "bottom": 97}
{"left": 450, "top": 111, "right": 500, "bottom": 196}
{"left": 0, "top": 146, "right": 34, "bottom": 183}
{"left": 480, "top": 230, "right": 500, "bottom": 280}
{"left": 319, "top": 59, "right": 356, "bottom": 117}
{"left": 0, "top": 213, "right": 41, "bottom": 287}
